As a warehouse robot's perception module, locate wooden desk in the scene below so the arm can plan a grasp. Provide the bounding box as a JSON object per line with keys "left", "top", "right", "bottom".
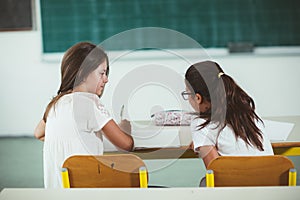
{"left": 265, "top": 116, "right": 300, "bottom": 156}
{"left": 106, "top": 142, "right": 300, "bottom": 160}
{"left": 106, "top": 116, "right": 300, "bottom": 158}
{"left": 1, "top": 187, "right": 300, "bottom": 200}
{"left": 272, "top": 142, "right": 300, "bottom": 156}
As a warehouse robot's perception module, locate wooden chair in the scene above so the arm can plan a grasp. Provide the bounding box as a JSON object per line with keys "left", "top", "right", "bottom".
{"left": 61, "top": 154, "right": 148, "bottom": 188}
{"left": 205, "top": 155, "right": 297, "bottom": 187}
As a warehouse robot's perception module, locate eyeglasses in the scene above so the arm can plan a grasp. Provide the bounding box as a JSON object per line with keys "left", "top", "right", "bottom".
{"left": 181, "top": 91, "right": 194, "bottom": 100}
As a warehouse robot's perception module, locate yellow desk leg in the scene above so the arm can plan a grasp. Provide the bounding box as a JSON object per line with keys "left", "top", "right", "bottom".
{"left": 273, "top": 147, "right": 300, "bottom": 156}
{"left": 61, "top": 168, "right": 70, "bottom": 188}
{"left": 289, "top": 168, "right": 297, "bottom": 186}
{"left": 139, "top": 167, "right": 148, "bottom": 188}
{"left": 206, "top": 170, "right": 215, "bottom": 187}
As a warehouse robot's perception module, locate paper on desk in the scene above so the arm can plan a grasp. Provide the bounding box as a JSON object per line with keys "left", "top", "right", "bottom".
{"left": 263, "top": 120, "right": 294, "bottom": 141}
{"left": 132, "top": 128, "right": 181, "bottom": 148}
{"left": 103, "top": 127, "right": 181, "bottom": 152}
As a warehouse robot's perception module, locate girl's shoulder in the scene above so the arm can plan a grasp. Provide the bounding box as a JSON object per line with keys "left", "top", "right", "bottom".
{"left": 75, "top": 92, "right": 110, "bottom": 116}
{"left": 190, "top": 116, "right": 219, "bottom": 130}
{"left": 72, "top": 92, "right": 103, "bottom": 105}
{"left": 190, "top": 116, "right": 212, "bottom": 133}
{"left": 190, "top": 116, "right": 228, "bottom": 136}
{"left": 190, "top": 115, "right": 206, "bottom": 127}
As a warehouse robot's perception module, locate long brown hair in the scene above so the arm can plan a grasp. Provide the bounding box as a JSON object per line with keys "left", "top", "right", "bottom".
{"left": 185, "top": 61, "right": 264, "bottom": 151}
{"left": 43, "top": 42, "right": 109, "bottom": 122}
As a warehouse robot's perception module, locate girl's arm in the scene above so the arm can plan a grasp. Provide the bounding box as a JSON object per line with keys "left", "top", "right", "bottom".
{"left": 101, "top": 119, "right": 134, "bottom": 151}
{"left": 34, "top": 120, "right": 46, "bottom": 141}
{"left": 198, "top": 146, "right": 219, "bottom": 168}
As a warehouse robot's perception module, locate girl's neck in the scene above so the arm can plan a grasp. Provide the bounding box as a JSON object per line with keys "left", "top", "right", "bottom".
{"left": 72, "top": 85, "right": 87, "bottom": 93}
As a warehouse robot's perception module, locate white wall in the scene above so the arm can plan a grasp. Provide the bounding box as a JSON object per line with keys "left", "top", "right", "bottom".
{"left": 0, "top": 2, "right": 299, "bottom": 136}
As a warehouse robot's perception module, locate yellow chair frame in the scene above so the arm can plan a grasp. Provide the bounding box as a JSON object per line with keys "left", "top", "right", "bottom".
{"left": 205, "top": 155, "right": 297, "bottom": 187}
{"left": 61, "top": 154, "right": 148, "bottom": 188}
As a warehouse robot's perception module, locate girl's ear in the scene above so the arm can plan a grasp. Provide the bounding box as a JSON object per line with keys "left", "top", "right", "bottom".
{"left": 194, "top": 93, "right": 202, "bottom": 105}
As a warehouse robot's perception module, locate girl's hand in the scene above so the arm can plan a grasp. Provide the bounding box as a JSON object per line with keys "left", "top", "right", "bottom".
{"left": 34, "top": 120, "right": 46, "bottom": 141}
{"left": 102, "top": 120, "right": 134, "bottom": 151}
{"left": 189, "top": 141, "right": 194, "bottom": 150}
{"left": 189, "top": 142, "right": 199, "bottom": 155}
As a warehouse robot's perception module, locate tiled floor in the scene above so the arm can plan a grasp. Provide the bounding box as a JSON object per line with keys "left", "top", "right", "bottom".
{"left": 0, "top": 137, "right": 44, "bottom": 190}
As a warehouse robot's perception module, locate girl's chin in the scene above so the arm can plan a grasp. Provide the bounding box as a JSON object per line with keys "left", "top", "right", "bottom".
{"left": 96, "top": 88, "right": 104, "bottom": 96}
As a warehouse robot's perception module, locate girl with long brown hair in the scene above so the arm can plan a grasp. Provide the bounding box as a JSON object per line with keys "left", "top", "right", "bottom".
{"left": 183, "top": 61, "right": 273, "bottom": 169}
{"left": 34, "top": 42, "right": 133, "bottom": 188}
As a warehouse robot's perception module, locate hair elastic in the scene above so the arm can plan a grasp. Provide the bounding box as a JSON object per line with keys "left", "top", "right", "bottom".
{"left": 218, "top": 72, "right": 225, "bottom": 78}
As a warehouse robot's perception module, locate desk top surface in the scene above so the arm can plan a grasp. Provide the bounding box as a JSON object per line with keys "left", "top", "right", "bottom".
{"left": 1, "top": 187, "right": 299, "bottom": 200}
{"left": 104, "top": 116, "right": 300, "bottom": 158}
{"left": 263, "top": 116, "right": 300, "bottom": 143}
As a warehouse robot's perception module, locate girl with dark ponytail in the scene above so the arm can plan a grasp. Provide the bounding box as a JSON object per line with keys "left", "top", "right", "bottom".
{"left": 183, "top": 61, "right": 273, "bottom": 168}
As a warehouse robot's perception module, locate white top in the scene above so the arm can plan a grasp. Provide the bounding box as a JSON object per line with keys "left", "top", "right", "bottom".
{"left": 43, "top": 92, "right": 112, "bottom": 188}
{"left": 191, "top": 117, "right": 274, "bottom": 156}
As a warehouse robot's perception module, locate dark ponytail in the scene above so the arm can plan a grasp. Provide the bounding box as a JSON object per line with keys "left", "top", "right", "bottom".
{"left": 221, "top": 73, "right": 264, "bottom": 150}
{"left": 185, "top": 61, "right": 264, "bottom": 151}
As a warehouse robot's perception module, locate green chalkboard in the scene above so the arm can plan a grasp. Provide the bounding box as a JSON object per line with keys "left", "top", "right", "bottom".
{"left": 40, "top": 0, "right": 300, "bottom": 53}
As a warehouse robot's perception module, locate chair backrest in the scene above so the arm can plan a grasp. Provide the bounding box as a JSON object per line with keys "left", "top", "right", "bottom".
{"left": 62, "top": 154, "right": 147, "bottom": 188}
{"left": 206, "top": 155, "right": 295, "bottom": 187}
